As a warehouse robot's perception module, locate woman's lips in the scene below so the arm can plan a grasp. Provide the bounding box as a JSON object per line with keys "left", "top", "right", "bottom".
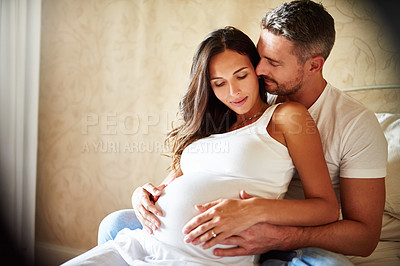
{"left": 231, "top": 96, "right": 248, "bottom": 107}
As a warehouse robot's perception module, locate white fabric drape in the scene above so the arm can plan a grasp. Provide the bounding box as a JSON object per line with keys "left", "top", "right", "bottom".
{"left": 0, "top": 0, "right": 41, "bottom": 263}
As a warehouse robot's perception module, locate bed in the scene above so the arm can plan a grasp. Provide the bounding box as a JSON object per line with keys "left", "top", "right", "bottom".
{"left": 342, "top": 85, "right": 400, "bottom": 265}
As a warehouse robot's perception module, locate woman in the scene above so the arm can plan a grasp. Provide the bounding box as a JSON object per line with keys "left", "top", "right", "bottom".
{"left": 64, "top": 26, "right": 338, "bottom": 266}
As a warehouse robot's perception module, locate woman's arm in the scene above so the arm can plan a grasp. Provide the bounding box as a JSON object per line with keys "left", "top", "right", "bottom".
{"left": 182, "top": 102, "right": 338, "bottom": 246}
{"left": 132, "top": 169, "right": 183, "bottom": 233}
{"left": 254, "top": 101, "right": 339, "bottom": 226}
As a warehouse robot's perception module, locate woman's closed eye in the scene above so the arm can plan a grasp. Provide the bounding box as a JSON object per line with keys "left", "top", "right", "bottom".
{"left": 237, "top": 73, "right": 248, "bottom": 80}
{"left": 215, "top": 81, "right": 225, "bottom": 87}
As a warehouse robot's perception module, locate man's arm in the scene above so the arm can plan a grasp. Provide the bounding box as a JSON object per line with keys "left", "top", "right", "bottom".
{"left": 215, "top": 178, "right": 385, "bottom": 257}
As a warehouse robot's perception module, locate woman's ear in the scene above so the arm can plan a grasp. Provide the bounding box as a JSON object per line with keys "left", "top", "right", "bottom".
{"left": 306, "top": 56, "right": 325, "bottom": 75}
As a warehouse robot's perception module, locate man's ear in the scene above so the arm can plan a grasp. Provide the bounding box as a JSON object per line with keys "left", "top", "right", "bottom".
{"left": 307, "top": 56, "right": 325, "bottom": 75}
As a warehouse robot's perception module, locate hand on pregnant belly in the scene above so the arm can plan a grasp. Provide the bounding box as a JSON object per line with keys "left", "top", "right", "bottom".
{"left": 152, "top": 173, "right": 252, "bottom": 251}
{"left": 131, "top": 183, "right": 166, "bottom": 234}
{"left": 182, "top": 191, "right": 258, "bottom": 249}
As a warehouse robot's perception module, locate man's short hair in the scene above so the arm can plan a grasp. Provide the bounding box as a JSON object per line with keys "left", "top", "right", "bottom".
{"left": 261, "top": 0, "right": 335, "bottom": 63}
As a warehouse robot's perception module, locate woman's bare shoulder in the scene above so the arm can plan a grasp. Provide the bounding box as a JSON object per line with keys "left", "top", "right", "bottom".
{"left": 270, "top": 102, "right": 315, "bottom": 135}
{"left": 275, "top": 101, "right": 308, "bottom": 114}
{"left": 272, "top": 101, "right": 309, "bottom": 120}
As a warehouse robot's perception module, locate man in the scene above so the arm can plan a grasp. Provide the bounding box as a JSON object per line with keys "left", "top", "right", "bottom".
{"left": 98, "top": 1, "right": 387, "bottom": 264}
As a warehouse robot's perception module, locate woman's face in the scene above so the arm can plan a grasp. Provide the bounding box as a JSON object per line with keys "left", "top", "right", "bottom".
{"left": 209, "top": 49, "right": 262, "bottom": 117}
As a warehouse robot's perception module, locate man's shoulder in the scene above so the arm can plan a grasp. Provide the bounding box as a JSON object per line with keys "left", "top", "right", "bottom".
{"left": 311, "top": 84, "right": 382, "bottom": 142}
{"left": 318, "top": 84, "right": 374, "bottom": 121}
{"left": 325, "top": 84, "right": 366, "bottom": 110}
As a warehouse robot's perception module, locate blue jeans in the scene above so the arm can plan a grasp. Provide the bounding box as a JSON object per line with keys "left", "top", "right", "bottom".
{"left": 97, "top": 209, "right": 142, "bottom": 245}
{"left": 97, "top": 209, "right": 353, "bottom": 265}
{"left": 259, "top": 249, "right": 353, "bottom": 266}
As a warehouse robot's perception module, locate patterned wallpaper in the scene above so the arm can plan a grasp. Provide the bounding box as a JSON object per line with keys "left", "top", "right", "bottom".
{"left": 36, "top": 0, "right": 400, "bottom": 250}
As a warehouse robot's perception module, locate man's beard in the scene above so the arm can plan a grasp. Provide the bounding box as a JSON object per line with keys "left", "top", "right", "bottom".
{"left": 262, "top": 76, "right": 302, "bottom": 96}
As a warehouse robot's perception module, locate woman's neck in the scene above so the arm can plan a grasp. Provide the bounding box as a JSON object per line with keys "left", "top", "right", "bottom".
{"left": 231, "top": 101, "right": 269, "bottom": 131}
{"left": 236, "top": 101, "right": 268, "bottom": 122}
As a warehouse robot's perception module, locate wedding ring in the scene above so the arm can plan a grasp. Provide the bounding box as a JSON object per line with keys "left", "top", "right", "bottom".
{"left": 211, "top": 229, "right": 217, "bottom": 238}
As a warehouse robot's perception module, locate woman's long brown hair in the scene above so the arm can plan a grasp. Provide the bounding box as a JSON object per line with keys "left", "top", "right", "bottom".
{"left": 164, "top": 26, "right": 266, "bottom": 173}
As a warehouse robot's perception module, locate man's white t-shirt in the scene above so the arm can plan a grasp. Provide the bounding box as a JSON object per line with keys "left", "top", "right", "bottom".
{"left": 268, "top": 83, "right": 388, "bottom": 201}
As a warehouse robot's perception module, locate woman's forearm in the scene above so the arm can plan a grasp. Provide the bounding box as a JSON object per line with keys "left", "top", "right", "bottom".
{"left": 249, "top": 197, "right": 339, "bottom": 227}
{"left": 182, "top": 193, "right": 339, "bottom": 248}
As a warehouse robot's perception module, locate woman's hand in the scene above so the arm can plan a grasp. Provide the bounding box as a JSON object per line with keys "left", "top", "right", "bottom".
{"left": 132, "top": 183, "right": 166, "bottom": 234}
{"left": 182, "top": 190, "right": 257, "bottom": 249}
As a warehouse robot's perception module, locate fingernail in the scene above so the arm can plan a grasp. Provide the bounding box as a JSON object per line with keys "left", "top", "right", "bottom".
{"left": 184, "top": 236, "right": 190, "bottom": 243}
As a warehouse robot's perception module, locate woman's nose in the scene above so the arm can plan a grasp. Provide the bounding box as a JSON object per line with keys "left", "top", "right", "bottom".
{"left": 229, "top": 82, "right": 240, "bottom": 96}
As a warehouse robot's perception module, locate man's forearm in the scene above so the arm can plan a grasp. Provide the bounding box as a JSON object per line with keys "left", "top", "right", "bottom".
{"left": 278, "top": 219, "right": 379, "bottom": 257}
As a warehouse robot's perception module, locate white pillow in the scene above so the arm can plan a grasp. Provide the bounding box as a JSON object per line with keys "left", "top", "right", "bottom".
{"left": 376, "top": 113, "right": 400, "bottom": 219}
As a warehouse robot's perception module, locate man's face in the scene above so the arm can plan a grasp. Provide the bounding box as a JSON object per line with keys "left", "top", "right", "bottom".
{"left": 256, "top": 30, "right": 305, "bottom": 96}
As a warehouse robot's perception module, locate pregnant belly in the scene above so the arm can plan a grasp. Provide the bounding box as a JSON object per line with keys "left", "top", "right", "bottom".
{"left": 152, "top": 172, "right": 264, "bottom": 259}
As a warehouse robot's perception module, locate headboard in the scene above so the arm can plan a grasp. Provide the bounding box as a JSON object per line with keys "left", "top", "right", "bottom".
{"left": 342, "top": 85, "right": 400, "bottom": 114}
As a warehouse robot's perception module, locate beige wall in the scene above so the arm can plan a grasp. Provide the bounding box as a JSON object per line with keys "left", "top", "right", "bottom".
{"left": 36, "top": 0, "right": 400, "bottom": 252}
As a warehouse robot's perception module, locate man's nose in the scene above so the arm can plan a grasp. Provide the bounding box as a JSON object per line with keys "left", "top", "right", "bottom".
{"left": 256, "top": 60, "right": 267, "bottom": 76}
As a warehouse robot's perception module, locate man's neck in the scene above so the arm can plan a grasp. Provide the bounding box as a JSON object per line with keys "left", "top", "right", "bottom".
{"left": 276, "top": 78, "right": 327, "bottom": 109}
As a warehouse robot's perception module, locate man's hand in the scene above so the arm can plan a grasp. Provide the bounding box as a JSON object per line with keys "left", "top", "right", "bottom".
{"left": 131, "top": 183, "right": 166, "bottom": 234}
{"left": 214, "top": 222, "right": 297, "bottom": 257}
{"left": 214, "top": 223, "right": 273, "bottom": 256}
